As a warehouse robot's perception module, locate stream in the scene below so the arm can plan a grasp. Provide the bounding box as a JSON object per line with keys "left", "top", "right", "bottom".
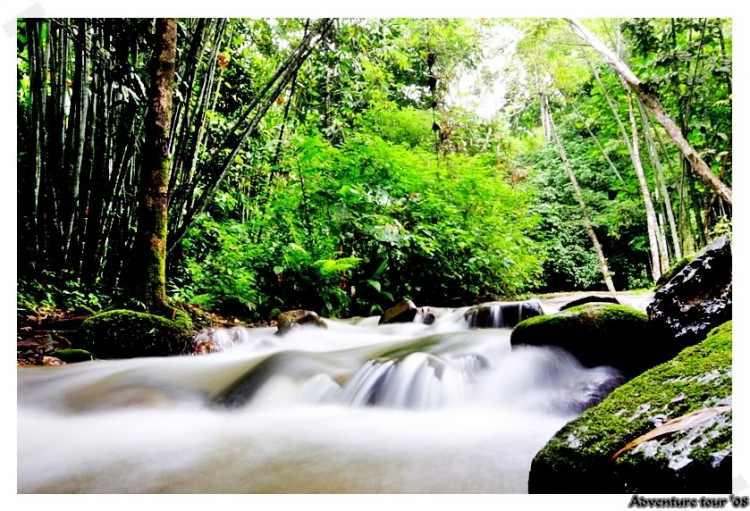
{"left": 17, "top": 293, "right": 652, "bottom": 493}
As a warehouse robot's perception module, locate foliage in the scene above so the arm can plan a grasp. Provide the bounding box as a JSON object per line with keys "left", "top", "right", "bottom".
{"left": 17, "top": 17, "right": 732, "bottom": 321}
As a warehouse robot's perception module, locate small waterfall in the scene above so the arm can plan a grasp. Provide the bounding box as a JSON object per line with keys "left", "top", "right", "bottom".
{"left": 331, "top": 353, "right": 473, "bottom": 409}
{"left": 464, "top": 299, "right": 544, "bottom": 329}
{"left": 17, "top": 295, "right": 631, "bottom": 493}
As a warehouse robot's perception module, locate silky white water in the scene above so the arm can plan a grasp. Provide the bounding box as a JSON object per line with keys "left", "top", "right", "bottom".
{"left": 17, "top": 299, "right": 636, "bottom": 493}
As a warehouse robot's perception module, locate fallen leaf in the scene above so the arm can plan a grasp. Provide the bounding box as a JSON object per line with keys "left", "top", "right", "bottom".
{"left": 42, "top": 356, "right": 65, "bottom": 366}
{"left": 611, "top": 404, "right": 731, "bottom": 459}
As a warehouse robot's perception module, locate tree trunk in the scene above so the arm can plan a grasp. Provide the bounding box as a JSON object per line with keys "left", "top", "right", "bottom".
{"left": 566, "top": 18, "right": 732, "bottom": 205}
{"left": 638, "top": 99, "right": 682, "bottom": 260}
{"left": 624, "top": 87, "right": 662, "bottom": 281}
{"left": 545, "top": 95, "right": 616, "bottom": 293}
{"left": 131, "top": 18, "right": 177, "bottom": 311}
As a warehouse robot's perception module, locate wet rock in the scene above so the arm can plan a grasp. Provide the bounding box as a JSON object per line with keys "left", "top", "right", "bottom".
{"left": 379, "top": 300, "right": 418, "bottom": 325}
{"left": 416, "top": 306, "right": 445, "bottom": 325}
{"left": 276, "top": 310, "right": 327, "bottom": 335}
{"left": 560, "top": 294, "right": 619, "bottom": 311}
{"left": 77, "top": 309, "right": 191, "bottom": 359}
{"left": 511, "top": 304, "right": 661, "bottom": 376}
{"left": 654, "top": 254, "right": 696, "bottom": 290}
{"left": 528, "top": 321, "right": 732, "bottom": 494}
{"left": 648, "top": 236, "right": 731, "bottom": 352}
{"left": 465, "top": 300, "right": 544, "bottom": 328}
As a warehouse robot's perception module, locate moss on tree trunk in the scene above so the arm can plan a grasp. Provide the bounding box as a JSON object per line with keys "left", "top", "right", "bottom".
{"left": 131, "top": 18, "right": 177, "bottom": 311}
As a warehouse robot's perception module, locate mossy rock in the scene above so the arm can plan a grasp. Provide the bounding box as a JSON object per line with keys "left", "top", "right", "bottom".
{"left": 654, "top": 254, "right": 696, "bottom": 290}
{"left": 77, "top": 309, "right": 192, "bottom": 359}
{"left": 511, "top": 304, "right": 662, "bottom": 376}
{"left": 48, "top": 349, "right": 94, "bottom": 363}
{"left": 166, "top": 307, "right": 193, "bottom": 331}
{"left": 528, "top": 321, "right": 732, "bottom": 494}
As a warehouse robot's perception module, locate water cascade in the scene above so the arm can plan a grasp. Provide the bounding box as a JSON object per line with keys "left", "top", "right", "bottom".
{"left": 17, "top": 298, "right": 632, "bottom": 493}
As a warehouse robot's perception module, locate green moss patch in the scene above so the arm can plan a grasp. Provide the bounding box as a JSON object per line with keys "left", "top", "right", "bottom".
{"left": 529, "top": 321, "right": 732, "bottom": 494}
{"left": 511, "top": 304, "right": 661, "bottom": 375}
{"left": 77, "top": 309, "right": 192, "bottom": 359}
{"left": 167, "top": 307, "right": 193, "bottom": 331}
{"left": 48, "top": 349, "right": 94, "bottom": 363}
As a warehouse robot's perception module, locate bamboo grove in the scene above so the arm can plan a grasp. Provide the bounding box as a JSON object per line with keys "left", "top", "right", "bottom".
{"left": 18, "top": 18, "right": 333, "bottom": 288}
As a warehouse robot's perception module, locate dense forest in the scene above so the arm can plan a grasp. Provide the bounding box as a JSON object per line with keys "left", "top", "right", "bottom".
{"left": 16, "top": 17, "right": 734, "bottom": 496}
{"left": 17, "top": 17, "right": 732, "bottom": 321}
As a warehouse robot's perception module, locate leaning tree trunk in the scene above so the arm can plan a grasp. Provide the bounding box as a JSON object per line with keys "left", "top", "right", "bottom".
{"left": 131, "top": 18, "right": 177, "bottom": 311}
{"left": 565, "top": 18, "right": 732, "bottom": 205}
{"left": 638, "top": 98, "right": 682, "bottom": 261}
{"left": 545, "top": 96, "right": 617, "bottom": 293}
{"left": 624, "top": 86, "right": 662, "bottom": 282}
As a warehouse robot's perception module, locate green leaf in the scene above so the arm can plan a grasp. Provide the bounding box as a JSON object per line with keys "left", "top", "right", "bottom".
{"left": 365, "top": 279, "right": 381, "bottom": 293}
{"left": 372, "top": 258, "right": 389, "bottom": 279}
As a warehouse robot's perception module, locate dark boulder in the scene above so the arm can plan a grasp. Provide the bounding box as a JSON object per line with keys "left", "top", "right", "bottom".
{"left": 529, "top": 321, "right": 732, "bottom": 494}
{"left": 379, "top": 300, "right": 418, "bottom": 325}
{"left": 511, "top": 304, "right": 662, "bottom": 376}
{"left": 465, "top": 300, "right": 544, "bottom": 328}
{"left": 654, "top": 253, "right": 696, "bottom": 290}
{"left": 648, "top": 236, "right": 731, "bottom": 353}
{"left": 276, "top": 310, "right": 327, "bottom": 335}
{"left": 560, "top": 294, "right": 619, "bottom": 311}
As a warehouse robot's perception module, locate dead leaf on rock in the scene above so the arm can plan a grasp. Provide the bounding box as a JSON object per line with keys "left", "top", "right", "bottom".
{"left": 42, "top": 356, "right": 65, "bottom": 366}
{"left": 611, "top": 404, "right": 731, "bottom": 459}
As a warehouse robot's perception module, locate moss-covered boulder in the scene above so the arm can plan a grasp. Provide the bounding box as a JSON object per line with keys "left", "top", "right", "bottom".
{"left": 528, "top": 321, "right": 732, "bottom": 494}
{"left": 48, "top": 349, "right": 94, "bottom": 363}
{"left": 167, "top": 307, "right": 193, "bottom": 332}
{"left": 77, "top": 309, "right": 192, "bottom": 359}
{"left": 511, "top": 304, "right": 661, "bottom": 376}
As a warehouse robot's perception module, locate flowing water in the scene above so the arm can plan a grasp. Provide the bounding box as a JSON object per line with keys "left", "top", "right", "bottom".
{"left": 17, "top": 295, "right": 651, "bottom": 493}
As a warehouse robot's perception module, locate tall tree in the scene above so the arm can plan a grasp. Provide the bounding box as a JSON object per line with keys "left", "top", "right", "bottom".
{"left": 565, "top": 18, "right": 732, "bottom": 206}
{"left": 543, "top": 94, "right": 617, "bottom": 293}
{"left": 624, "top": 87, "right": 662, "bottom": 281}
{"left": 131, "top": 18, "right": 177, "bottom": 310}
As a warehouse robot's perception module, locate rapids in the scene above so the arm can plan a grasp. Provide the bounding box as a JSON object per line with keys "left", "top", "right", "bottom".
{"left": 17, "top": 295, "right": 651, "bottom": 493}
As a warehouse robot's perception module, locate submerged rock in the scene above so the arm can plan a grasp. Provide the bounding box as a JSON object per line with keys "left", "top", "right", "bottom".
{"left": 511, "top": 304, "right": 661, "bottom": 376}
{"left": 560, "top": 294, "right": 619, "bottom": 311}
{"left": 379, "top": 299, "right": 418, "bottom": 325}
{"left": 464, "top": 300, "right": 544, "bottom": 328}
{"left": 416, "top": 306, "right": 447, "bottom": 325}
{"left": 77, "top": 309, "right": 192, "bottom": 359}
{"left": 648, "top": 236, "right": 731, "bottom": 353}
{"left": 528, "top": 321, "right": 732, "bottom": 494}
{"left": 276, "top": 310, "right": 327, "bottom": 335}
